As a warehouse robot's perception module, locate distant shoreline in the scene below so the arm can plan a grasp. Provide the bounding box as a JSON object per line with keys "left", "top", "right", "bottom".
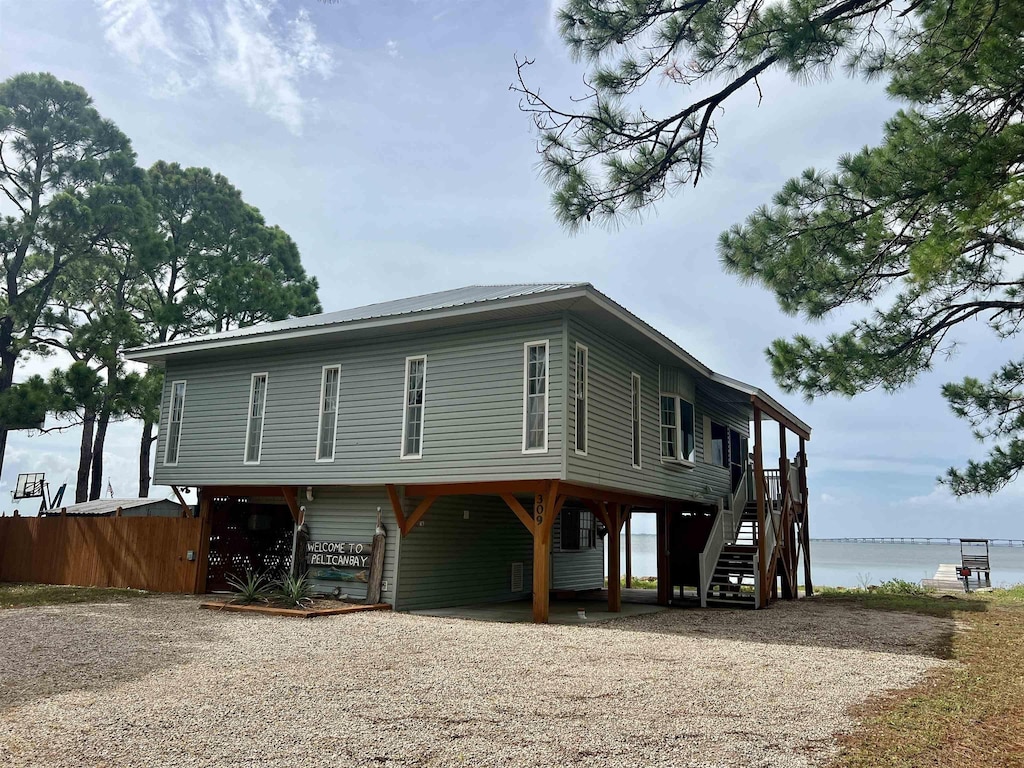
{"left": 620, "top": 533, "right": 1024, "bottom": 546}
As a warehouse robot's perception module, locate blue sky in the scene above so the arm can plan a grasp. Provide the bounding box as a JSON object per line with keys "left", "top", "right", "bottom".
{"left": 2, "top": 0, "right": 1020, "bottom": 538}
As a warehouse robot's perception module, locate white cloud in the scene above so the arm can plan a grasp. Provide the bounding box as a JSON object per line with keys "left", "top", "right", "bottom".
{"left": 94, "top": 0, "right": 334, "bottom": 133}
{"left": 385, "top": 40, "right": 400, "bottom": 59}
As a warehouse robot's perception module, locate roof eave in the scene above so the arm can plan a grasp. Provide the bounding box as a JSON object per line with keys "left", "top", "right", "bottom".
{"left": 123, "top": 284, "right": 594, "bottom": 363}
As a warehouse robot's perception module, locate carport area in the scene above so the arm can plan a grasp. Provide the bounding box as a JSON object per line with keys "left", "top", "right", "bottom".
{"left": 388, "top": 479, "right": 715, "bottom": 622}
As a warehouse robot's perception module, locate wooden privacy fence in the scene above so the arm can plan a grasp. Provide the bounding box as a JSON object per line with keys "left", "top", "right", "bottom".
{"left": 0, "top": 515, "right": 207, "bottom": 593}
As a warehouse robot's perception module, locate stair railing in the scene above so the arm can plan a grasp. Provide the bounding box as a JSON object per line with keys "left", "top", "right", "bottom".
{"left": 727, "top": 459, "right": 751, "bottom": 542}
{"left": 698, "top": 500, "right": 727, "bottom": 608}
{"left": 754, "top": 466, "right": 787, "bottom": 605}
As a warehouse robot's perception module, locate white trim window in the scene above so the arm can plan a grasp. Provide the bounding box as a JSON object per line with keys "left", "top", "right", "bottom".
{"left": 523, "top": 340, "right": 549, "bottom": 452}
{"left": 316, "top": 365, "right": 341, "bottom": 462}
{"left": 401, "top": 356, "right": 426, "bottom": 458}
{"left": 244, "top": 373, "right": 268, "bottom": 464}
{"left": 164, "top": 380, "right": 186, "bottom": 466}
{"left": 630, "top": 372, "right": 642, "bottom": 469}
{"left": 559, "top": 507, "right": 597, "bottom": 551}
{"left": 574, "top": 342, "right": 588, "bottom": 455}
{"left": 660, "top": 394, "right": 696, "bottom": 464}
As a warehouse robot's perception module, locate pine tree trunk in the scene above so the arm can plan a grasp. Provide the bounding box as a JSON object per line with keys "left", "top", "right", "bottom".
{"left": 0, "top": 321, "right": 17, "bottom": 480}
{"left": 76, "top": 408, "right": 95, "bottom": 503}
{"left": 139, "top": 420, "right": 155, "bottom": 497}
{"left": 89, "top": 406, "right": 111, "bottom": 501}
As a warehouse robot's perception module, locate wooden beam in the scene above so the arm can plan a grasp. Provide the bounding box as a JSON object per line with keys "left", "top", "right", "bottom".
{"left": 281, "top": 487, "right": 302, "bottom": 526}
{"left": 402, "top": 496, "right": 436, "bottom": 536}
{"left": 752, "top": 395, "right": 810, "bottom": 441}
{"left": 558, "top": 482, "right": 671, "bottom": 510}
{"left": 607, "top": 503, "right": 622, "bottom": 612}
{"left": 501, "top": 493, "right": 535, "bottom": 535}
{"left": 624, "top": 511, "right": 632, "bottom": 589}
{"left": 171, "top": 485, "right": 190, "bottom": 517}
{"left": 403, "top": 480, "right": 548, "bottom": 499}
{"left": 656, "top": 506, "right": 670, "bottom": 606}
{"left": 385, "top": 484, "right": 407, "bottom": 533}
{"left": 753, "top": 404, "right": 768, "bottom": 607}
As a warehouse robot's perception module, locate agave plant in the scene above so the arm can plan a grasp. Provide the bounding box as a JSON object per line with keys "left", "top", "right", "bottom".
{"left": 225, "top": 570, "right": 272, "bottom": 605}
{"left": 271, "top": 573, "right": 314, "bottom": 609}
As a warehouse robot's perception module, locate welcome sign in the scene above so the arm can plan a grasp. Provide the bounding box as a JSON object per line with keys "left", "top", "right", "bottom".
{"left": 306, "top": 540, "right": 375, "bottom": 581}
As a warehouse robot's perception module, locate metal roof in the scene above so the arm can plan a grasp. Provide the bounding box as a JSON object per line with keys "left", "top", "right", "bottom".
{"left": 46, "top": 497, "right": 182, "bottom": 516}
{"left": 129, "top": 284, "right": 587, "bottom": 352}
{"left": 125, "top": 282, "right": 810, "bottom": 436}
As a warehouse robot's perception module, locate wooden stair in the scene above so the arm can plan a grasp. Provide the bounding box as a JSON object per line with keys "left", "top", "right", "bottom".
{"left": 705, "top": 543, "right": 757, "bottom": 608}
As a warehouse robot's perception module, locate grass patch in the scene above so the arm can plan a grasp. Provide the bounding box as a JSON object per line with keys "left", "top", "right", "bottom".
{"left": 813, "top": 586, "right": 988, "bottom": 619}
{"left": 0, "top": 582, "right": 150, "bottom": 609}
{"left": 831, "top": 586, "right": 1024, "bottom": 768}
{"left": 603, "top": 576, "right": 657, "bottom": 590}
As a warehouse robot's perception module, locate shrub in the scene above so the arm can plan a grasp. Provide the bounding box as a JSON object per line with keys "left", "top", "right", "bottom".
{"left": 271, "top": 573, "right": 314, "bottom": 609}
{"left": 875, "top": 578, "right": 928, "bottom": 596}
{"left": 225, "top": 570, "right": 272, "bottom": 605}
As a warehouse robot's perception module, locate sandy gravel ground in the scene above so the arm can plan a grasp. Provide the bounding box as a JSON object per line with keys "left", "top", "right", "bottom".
{"left": 0, "top": 597, "right": 950, "bottom": 768}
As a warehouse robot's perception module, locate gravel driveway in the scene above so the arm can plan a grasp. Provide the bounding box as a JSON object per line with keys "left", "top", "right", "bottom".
{"left": 0, "top": 597, "right": 949, "bottom": 768}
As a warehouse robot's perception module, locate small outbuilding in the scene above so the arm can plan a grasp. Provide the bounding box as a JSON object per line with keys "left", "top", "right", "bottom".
{"left": 43, "top": 497, "right": 188, "bottom": 518}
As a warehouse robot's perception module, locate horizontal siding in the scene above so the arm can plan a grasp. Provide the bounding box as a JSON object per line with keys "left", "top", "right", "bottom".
{"left": 154, "top": 317, "right": 564, "bottom": 487}
{"left": 395, "top": 495, "right": 533, "bottom": 611}
{"left": 566, "top": 317, "right": 751, "bottom": 504}
{"left": 301, "top": 486, "right": 399, "bottom": 604}
{"left": 552, "top": 504, "right": 604, "bottom": 590}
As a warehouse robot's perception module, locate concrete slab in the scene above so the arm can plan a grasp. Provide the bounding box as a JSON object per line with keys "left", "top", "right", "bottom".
{"left": 410, "top": 598, "right": 666, "bottom": 625}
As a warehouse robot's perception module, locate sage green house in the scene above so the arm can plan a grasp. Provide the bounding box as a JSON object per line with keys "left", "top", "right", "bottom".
{"left": 126, "top": 283, "right": 813, "bottom": 621}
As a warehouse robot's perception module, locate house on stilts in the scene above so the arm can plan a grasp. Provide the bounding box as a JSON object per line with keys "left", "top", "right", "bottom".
{"left": 125, "top": 283, "right": 812, "bottom": 621}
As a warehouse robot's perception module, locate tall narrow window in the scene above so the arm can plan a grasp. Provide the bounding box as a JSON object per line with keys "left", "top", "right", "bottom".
{"left": 660, "top": 395, "right": 677, "bottom": 460}
{"left": 661, "top": 395, "right": 696, "bottom": 463}
{"left": 710, "top": 421, "right": 728, "bottom": 467}
{"left": 679, "top": 399, "right": 696, "bottom": 462}
{"left": 523, "top": 341, "right": 549, "bottom": 452}
{"left": 317, "top": 365, "right": 341, "bottom": 461}
{"left": 164, "top": 380, "right": 186, "bottom": 465}
{"left": 631, "top": 373, "right": 642, "bottom": 468}
{"left": 244, "top": 373, "right": 268, "bottom": 464}
{"left": 575, "top": 343, "right": 588, "bottom": 454}
{"left": 402, "top": 356, "right": 426, "bottom": 458}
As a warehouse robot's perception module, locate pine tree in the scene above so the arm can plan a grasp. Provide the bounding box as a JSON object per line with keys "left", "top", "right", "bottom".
{"left": 521, "top": 0, "right": 1024, "bottom": 493}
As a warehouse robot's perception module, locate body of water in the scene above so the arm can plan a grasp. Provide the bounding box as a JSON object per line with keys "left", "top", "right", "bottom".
{"left": 611, "top": 535, "right": 1024, "bottom": 588}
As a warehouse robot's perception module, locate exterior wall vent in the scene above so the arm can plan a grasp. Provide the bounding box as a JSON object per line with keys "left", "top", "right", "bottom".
{"left": 510, "top": 562, "right": 524, "bottom": 593}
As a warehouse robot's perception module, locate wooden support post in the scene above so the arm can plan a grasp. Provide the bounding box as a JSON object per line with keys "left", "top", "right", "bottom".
{"left": 753, "top": 403, "right": 768, "bottom": 607}
{"left": 779, "top": 422, "right": 795, "bottom": 601}
{"left": 194, "top": 491, "right": 213, "bottom": 594}
{"left": 799, "top": 436, "right": 813, "bottom": 596}
{"left": 607, "top": 504, "right": 624, "bottom": 612}
{"left": 624, "top": 510, "right": 632, "bottom": 588}
{"left": 778, "top": 423, "right": 788, "bottom": 503}
{"left": 656, "top": 506, "right": 671, "bottom": 606}
{"left": 531, "top": 480, "right": 561, "bottom": 624}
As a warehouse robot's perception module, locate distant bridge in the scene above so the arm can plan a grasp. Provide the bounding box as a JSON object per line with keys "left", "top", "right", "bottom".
{"left": 812, "top": 537, "right": 1024, "bottom": 547}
